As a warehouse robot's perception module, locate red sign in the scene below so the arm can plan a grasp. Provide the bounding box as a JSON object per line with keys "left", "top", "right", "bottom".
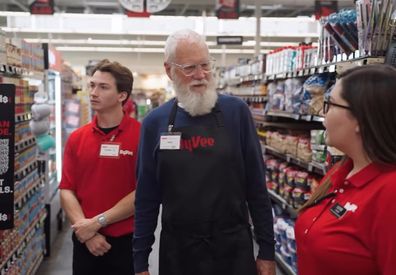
{"left": 126, "top": 10, "right": 151, "bottom": 18}
{"left": 48, "top": 46, "right": 63, "bottom": 71}
{"left": 30, "top": 0, "right": 54, "bottom": 15}
{"left": 314, "top": 0, "right": 338, "bottom": 19}
{"left": 216, "top": 0, "right": 240, "bottom": 19}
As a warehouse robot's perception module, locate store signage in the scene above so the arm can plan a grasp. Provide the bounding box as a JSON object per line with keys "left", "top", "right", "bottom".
{"left": 146, "top": 0, "right": 171, "bottom": 13}
{"left": 120, "top": 0, "right": 144, "bottom": 12}
{"left": 0, "top": 84, "right": 15, "bottom": 230}
{"left": 216, "top": 0, "right": 240, "bottom": 19}
{"left": 125, "top": 10, "right": 151, "bottom": 18}
{"left": 314, "top": 0, "right": 338, "bottom": 19}
{"left": 217, "top": 36, "right": 243, "bottom": 45}
{"left": 30, "top": 0, "right": 54, "bottom": 15}
{"left": 121, "top": 0, "right": 171, "bottom": 17}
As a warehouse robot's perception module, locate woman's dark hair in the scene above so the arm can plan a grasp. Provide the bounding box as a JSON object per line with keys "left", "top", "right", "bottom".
{"left": 91, "top": 59, "right": 134, "bottom": 105}
{"left": 300, "top": 64, "right": 396, "bottom": 212}
{"left": 339, "top": 64, "right": 396, "bottom": 165}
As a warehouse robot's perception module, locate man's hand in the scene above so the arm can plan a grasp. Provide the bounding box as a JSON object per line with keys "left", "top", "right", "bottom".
{"left": 256, "top": 259, "right": 276, "bottom": 275}
{"left": 72, "top": 218, "right": 101, "bottom": 243}
{"left": 85, "top": 233, "right": 111, "bottom": 256}
{"left": 135, "top": 272, "right": 150, "bottom": 275}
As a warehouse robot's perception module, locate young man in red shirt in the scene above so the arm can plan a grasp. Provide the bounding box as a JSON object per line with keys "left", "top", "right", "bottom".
{"left": 60, "top": 59, "right": 140, "bottom": 275}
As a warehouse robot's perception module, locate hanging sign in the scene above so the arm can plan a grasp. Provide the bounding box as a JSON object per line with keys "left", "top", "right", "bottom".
{"left": 120, "top": 0, "right": 171, "bottom": 17}
{"left": 217, "top": 36, "right": 243, "bottom": 45}
{"left": 30, "top": 0, "right": 54, "bottom": 15}
{"left": 146, "top": 0, "right": 172, "bottom": 13}
{"left": 314, "top": 0, "right": 338, "bottom": 19}
{"left": 216, "top": 0, "right": 240, "bottom": 19}
{"left": 120, "top": 0, "right": 144, "bottom": 12}
{"left": 0, "top": 84, "right": 15, "bottom": 229}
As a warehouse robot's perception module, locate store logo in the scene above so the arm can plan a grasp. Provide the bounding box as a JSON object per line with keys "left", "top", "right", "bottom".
{"left": 344, "top": 202, "right": 358, "bottom": 213}
{"left": 181, "top": 136, "right": 215, "bottom": 152}
{"left": 0, "top": 95, "right": 9, "bottom": 104}
{"left": 119, "top": 149, "right": 133, "bottom": 156}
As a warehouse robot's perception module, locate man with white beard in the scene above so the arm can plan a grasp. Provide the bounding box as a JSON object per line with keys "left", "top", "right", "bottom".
{"left": 133, "top": 29, "right": 275, "bottom": 275}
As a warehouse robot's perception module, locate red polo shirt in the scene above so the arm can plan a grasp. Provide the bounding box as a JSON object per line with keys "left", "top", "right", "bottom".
{"left": 60, "top": 114, "right": 140, "bottom": 237}
{"left": 295, "top": 158, "right": 396, "bottom": 275}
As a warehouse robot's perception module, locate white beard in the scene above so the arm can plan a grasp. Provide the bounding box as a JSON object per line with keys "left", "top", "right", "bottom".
{"left": 173, "top": 75, "right": 218, "bottom": 117}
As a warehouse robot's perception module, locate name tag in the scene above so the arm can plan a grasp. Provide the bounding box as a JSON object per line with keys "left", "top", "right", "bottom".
{"left": 100, "top": 143, "right": 120, "bottom": 158}
{"left": 330, "top": 203, "right": 347, "bottom": 218}
{"left": 160, "top": 132, "right": 181, "bottom": 150}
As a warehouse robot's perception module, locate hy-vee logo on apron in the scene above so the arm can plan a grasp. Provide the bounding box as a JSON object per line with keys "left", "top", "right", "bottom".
{"left": 180, "top": 135, "right": 215, "bottom": 152}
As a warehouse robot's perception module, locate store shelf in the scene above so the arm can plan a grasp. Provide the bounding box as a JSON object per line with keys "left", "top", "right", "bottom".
{"left": 232, "top": 94, "right": 268, "bottom": 103}
{"left": 14, "top": 175, "right": 44, "bottom": 209}
{"left": 15, "top": 160, "right": 38, "bottom": 181}
{"left": 251, "top": 108, "right": 266, "bottom": 117}
{"left": 266, "top": 111, "right": 300, "bottom": 120}
{"left": 0, "top": 63, "right": 24, "bottom": 76}
{"left": 22, "top": 71, "right": 45, "bottom": 81}
{"left": 275, "top": 252, "right": 297, "bottom": 275}
{"left": 0, "top": 64, "right": 44, "bottom": 79}
{"left": 268, "top": 189, "right": 298, "bottom": 218}
{"left": 26, "top": 253, "right": 44, "bottom": 275}
{"left": 239, "top": 74, "right": 263, "bottom": 82}
{"left": 264, "top": 56, "right": 385, "bottom": 82}
{"left": 15, "top": 136, "right": 36, "bottom": 154}
{"left": 265, "top": 111, "right": 324, "bottom": 123}
{"left": 0, "top": 210, "right": 46, "bottom": 273}
{"left": 225, "top": 74, "right": 264, "bottom": 87}
{"left": 15, "top": 112, "right": 32, "bottom": 123}
{"left": 264, "top": 145, "right": 327, "bottom": 176}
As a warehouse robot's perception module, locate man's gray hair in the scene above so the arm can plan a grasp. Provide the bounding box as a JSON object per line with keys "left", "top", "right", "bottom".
{"left": 164, "top": 29, "right": 208, "bottom": 62}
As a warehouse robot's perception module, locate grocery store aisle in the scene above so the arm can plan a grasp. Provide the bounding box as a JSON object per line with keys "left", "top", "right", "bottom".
{"left": 36, "top": 223, "right": 72, "bottom": 275}
{"left": 37, "top": 220, "right": 286, "bottom": 275}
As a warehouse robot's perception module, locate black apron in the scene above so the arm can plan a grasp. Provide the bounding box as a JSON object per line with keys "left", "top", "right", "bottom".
{"left": 157, "top": 101, "right": 257, "bottom": 275}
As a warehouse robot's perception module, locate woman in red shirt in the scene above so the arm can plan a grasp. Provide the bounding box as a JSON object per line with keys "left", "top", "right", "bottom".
{"left": 295, "top": 64, "right": 396, "bottom": 275}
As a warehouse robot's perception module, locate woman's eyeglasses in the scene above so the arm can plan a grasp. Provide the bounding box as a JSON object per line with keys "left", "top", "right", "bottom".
{"left": 323, "top": 96, "right": 351, "bottom": 114}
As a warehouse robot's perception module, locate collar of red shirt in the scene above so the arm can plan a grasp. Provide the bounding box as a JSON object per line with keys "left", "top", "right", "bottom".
{"left": 91, "top": 112, "right": 129, "bottom": 136}
{"left": 330, "top": 158, "right": 391, "bottom": 189}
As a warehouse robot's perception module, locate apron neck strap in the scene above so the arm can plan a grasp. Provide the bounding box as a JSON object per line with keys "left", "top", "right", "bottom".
{"left": 168, "top": 99, "right": 179, "bottom": 132}
{"left": 168, "top": 98, "right": 223, "bottom": 132}
{"left": 212, "top": 104, "right": 224, "bottom": 127}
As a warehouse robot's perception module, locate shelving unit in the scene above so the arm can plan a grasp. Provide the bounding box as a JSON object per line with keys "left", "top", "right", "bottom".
{"left": 268, "top": 190, "right": 298, "bottom": 218}
{"left": 219, "top": 46, "right": 387, "bottom": 275}
{"left": 275, "top": 252, "right": 297, "bottom": 275}
{"left": 0, "top": 51, "right": 47, "bottom": 274}
{"left": 263, "top": 145, "right": 327, "bottom": 176}
{"left": 263, "top": 56, "right": 385, "bottom": 82}
{"left": 0, "top": 210, "right": 46, "bottom": 273}
{"left": 265, "top": 111, "right": 324, "bottom": 123}
{"left": 0, "top": 63, "right": 25, "bottom": 75}
{"left": 15, "top": 112, "right": 32, "bottom": 123}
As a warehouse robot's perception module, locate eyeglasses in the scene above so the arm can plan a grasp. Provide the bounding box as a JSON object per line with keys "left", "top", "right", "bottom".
{"left": 168, "top": 59, "right": 216, "bottom": 76}
{"left": 323, "top": 96, "right": 351, "bottom": 114}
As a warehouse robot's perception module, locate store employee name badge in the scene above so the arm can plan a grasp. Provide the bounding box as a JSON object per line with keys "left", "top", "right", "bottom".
{"left": 330, "top": 201, "right": 358, "bottom": 218}
{"left": 160, "top": 132, "right": 181, "bottom": 150}
{"left": 100, "top": 142, "right": 121, "bottom": 158}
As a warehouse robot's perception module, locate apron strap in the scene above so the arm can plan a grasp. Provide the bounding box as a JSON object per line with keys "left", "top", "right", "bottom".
{"left": 168, "top": 99, "right": 179, "bottom": 132}
{"left": 212, "top": 104, "right": 224, "bottom": 128}
{"left": 167, "top": 99, "right": 224, "bottom": 132}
